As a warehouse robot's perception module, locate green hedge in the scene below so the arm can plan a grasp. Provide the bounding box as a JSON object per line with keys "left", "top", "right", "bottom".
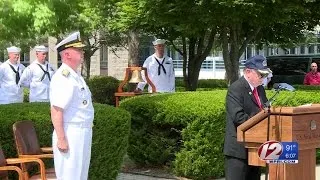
{"left": 22, "top": 76, "right": 119, "bottom": 105}
{"left": 120, "top": 90, "right": 320, "bottom": 179}
{"left": 175, "top": 78, "right": 228, "bottom": 89}
{"left": 120, "top": 91, "right": 226, "bottom": 179}
{"left": 0, "top": 103, "right": 130, "bottom": 180}
{"left": 87, "top": 76, "right": 120, "bottom": 106}
{"left": 292, "top": 84, "right": 320, "bottom": 91}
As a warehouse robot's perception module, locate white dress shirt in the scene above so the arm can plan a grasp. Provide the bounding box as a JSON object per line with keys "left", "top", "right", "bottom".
{"left": 50, "top": 63, "right": 94, "bottom": 123}
{"left": 19, "top": 60, "right": 55, "bottom": 102}
{"left": 137, "top": 54, "right": 175, "bottom": 93}
{"left": 0, "top": 60, "right": 25, "bottom": 104}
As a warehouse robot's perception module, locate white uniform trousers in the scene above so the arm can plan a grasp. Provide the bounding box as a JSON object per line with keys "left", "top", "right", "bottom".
{"left": 52, "top": 124, "right": 92, "bottom": 180}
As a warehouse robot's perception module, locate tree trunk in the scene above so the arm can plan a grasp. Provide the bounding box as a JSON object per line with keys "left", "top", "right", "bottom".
{"left": 128, "top": 30, "right": 140, "bottom": 66}
{"left": 181, "top": 37, "right": 189, "bottom": 90}
{"left": 183, "top": 30, "right": 216, "bottom": 91}
{"left": 82, "top": 50, "right": 92, "bottom": 79}
{"left": 170, "top": 31, "right": 216, "bottom": 91}
{"left": 222, "top": 25, "right": 240, "bottom": 85}
{"left": 186, "top": 56, "right": 202, "bottom": 91}
{"left": 127, "top": 29, "right": 140, "bottom": 91}
{"left": 80, "top": 34, "right": 101, "bottom": 80}
{"left": 222, "top": 24, "right": 261, "bottom": 85}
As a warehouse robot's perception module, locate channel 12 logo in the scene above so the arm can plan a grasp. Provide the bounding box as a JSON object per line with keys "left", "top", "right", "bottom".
{"left": 257, "top": 141, "right": 299, "bottom": 164}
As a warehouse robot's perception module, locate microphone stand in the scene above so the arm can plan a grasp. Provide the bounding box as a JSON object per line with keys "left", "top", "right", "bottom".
{"left": 265, "top": 89, "right": 281, "bottom": 180}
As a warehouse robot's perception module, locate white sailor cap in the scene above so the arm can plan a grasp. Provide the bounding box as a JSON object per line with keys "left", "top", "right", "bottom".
{"left": 55, "top": 31, "right": 86, "bottom": 52}
{"left": 152, "top": 39, "right": 166, "bottom": 45}
{"left": 7, "top": 46, "right": 21, "bottom": 53}
{"left": 34, "top": 45, "right": 48, "bottom": 52}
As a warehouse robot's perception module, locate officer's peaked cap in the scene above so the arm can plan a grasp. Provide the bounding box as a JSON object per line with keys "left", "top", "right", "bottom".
{"left": 55, "top": 31, "right": 85, "bottom": 52}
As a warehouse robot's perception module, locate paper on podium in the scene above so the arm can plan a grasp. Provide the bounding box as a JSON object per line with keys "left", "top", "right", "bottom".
{"left": 298, "top": 103, "right": 312, "bottom": 107}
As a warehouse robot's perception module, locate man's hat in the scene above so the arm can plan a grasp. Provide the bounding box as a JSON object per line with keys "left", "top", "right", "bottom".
{"left": 245, "top": 55, "right": 272, "bottom": 74}
{"left": 34, "top": 45, "right": 48, "bottom": 52}
{"left": 152, "top": 39, "right": 166, "bottom": 45}
{"left": 55, "top": 31, "right": 85, "bottom": 52}
{"left": 7, "top": 46, "right": 21, "bottom": 53}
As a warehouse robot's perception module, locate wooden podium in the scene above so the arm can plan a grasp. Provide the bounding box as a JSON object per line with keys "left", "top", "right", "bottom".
{"left": 237, "top": 104, "right": 320, "bottom": 180}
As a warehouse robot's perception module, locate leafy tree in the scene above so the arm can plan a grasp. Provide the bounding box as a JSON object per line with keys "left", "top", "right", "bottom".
{"left": 113, "top": 0, "right": 320, "bottom": 89}
{"left": 113, "top": 0, "right": 218, "bottom": 90}
{"left": 37, "top": 0, "right": 109, "bottom": 79}
{"left": 219, "top": 0, "right": 320, "bottom": 84}
{"left": 0, "top": 0, "right": 38, "bottom": 49}
{"left": 0, "top": 0, "right": 120, "bottom": 79}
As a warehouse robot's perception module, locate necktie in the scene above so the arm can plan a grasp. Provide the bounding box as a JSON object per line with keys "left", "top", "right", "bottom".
{"left": 9, "top": 64, "right": 20, "bottom": 84}
{"left": 154, "top": 57, "right": 167, "bottom": 76}
{"left": 253, "top": 88, "right": 262, "bottom": 109}
{"left": 37, "top": 64, "right": 51, "bottom": 81}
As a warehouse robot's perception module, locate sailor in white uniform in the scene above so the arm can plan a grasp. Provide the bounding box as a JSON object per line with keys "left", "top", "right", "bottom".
{"left": 19, "top": 45, "right": 55, "bottom": 102}
{"left": 0, "top": 46, "right": 25, "bottom": 104}
{"left": 136, "top": 39, "right": 175, "bottom": 93}
{"left": 50, "top": 31, "right": 94, "bottom": 180}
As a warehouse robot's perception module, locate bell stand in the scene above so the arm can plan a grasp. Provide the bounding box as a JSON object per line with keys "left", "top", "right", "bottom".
{"left": 115, "top": 66, "right": 156, "bottom": 107}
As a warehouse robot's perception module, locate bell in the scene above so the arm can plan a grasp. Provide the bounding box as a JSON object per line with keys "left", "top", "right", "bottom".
{"left": 129, "top": 70, "right": 144, "bottom": 83}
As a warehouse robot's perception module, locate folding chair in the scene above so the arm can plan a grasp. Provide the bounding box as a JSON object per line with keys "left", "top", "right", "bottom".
{"left": 0, "top": 144, "right": 46, "bottom": 180}
{"left": 12, "top": 120, "right": 56, "bottom": 179}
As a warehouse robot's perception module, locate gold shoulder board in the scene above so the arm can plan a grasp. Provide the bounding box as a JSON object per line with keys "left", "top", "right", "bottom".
{"left": 62, "top": 69, "right": 70, "bottom": 77}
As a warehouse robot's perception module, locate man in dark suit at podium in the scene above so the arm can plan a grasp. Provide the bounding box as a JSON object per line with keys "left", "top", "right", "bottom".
{"left": 224, "top": 55, "right": 272, "bottom": 180}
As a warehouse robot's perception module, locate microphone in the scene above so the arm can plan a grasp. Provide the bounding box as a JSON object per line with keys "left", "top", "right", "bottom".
{"left": 273, "top": 83, "right": 295, "bottom": 92}
{"left": 264, "top": 97, "right": 276, "bottom": 108}
{"left": 264, "top": 83, "right": 295, "bottom": 107}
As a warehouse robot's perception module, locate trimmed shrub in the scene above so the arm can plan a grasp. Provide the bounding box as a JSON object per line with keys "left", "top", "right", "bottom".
{"left": 292, "top": 84, "right": 320, "bottom": 91}
{"left": 197, "top": 79, "right": 228, "bottom": 89}
{"left": 175, "top": 78, "right": 228, "bottom": 89}
{"left": 119, "top": 95, "right": 180, "bottom": 165}
{"left": 0, "top": 103, "right": 130, "bottom": 180}
{"left": 90, "top": 103, "right": 131, "bottom": 179}
{"left": 23, "top": 88, "right": 30, "bottom": 102}
{"left": 87, "top": 76, "right": 120, "bottom": 106}
{"left": 175, "top": 77, "right": 184, "bottom": 87}
{"left": 121, "top": 90, "right": 320, "bottom": 179}
{"left": 120, "top": 91, "right": 226, "bottom": 179}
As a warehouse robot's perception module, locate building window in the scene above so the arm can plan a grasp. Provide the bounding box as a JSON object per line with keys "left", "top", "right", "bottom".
{"left": 300, "top": 46, "right": 305, "bottom": 54}
{"left": 20, "top": 51, "right": 30, "bottom": 67}
{"left": 268, "top": 47, "right": 278, "bottom": 56}
{"left": 139, "top": 46, "right": 152, "bottom": 66}
{"left": 290, "top": 47, "right": 296, "bottom": 54}
{"left": 201, "top": 59, "right": 213, "bottom": 69}
{"left": 169, "top": 48, "right": 183, "bottom": 61}
{"left": 173, "top": 59, "right": 184, "bottom": 69}
{"left": 239, "top": 59, "right": 246, "bottom": 69}
{"left": 308, "top": 45, "right": 315, "bottom": 54}
{"left": 284, "top": 48, "right": 289, "bottom": 54}
{"left": 215, "top": 60, "right": 225, "bottom": 70}
{"left": 255, "top": 47, "right": 260, "bottom": 55}
{"left": 246, "top": 46, "right": 253, "bottom": 59}
{"left": 100, "top": 45, "right": 108, "bottom": 68}
{"left": 317, "top": 44, "right": 320, "bottom": 54}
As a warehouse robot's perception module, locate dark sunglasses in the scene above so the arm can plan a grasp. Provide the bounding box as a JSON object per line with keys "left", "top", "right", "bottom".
{"left": 254, "top": 70, "right": 268, "bottom": 79}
